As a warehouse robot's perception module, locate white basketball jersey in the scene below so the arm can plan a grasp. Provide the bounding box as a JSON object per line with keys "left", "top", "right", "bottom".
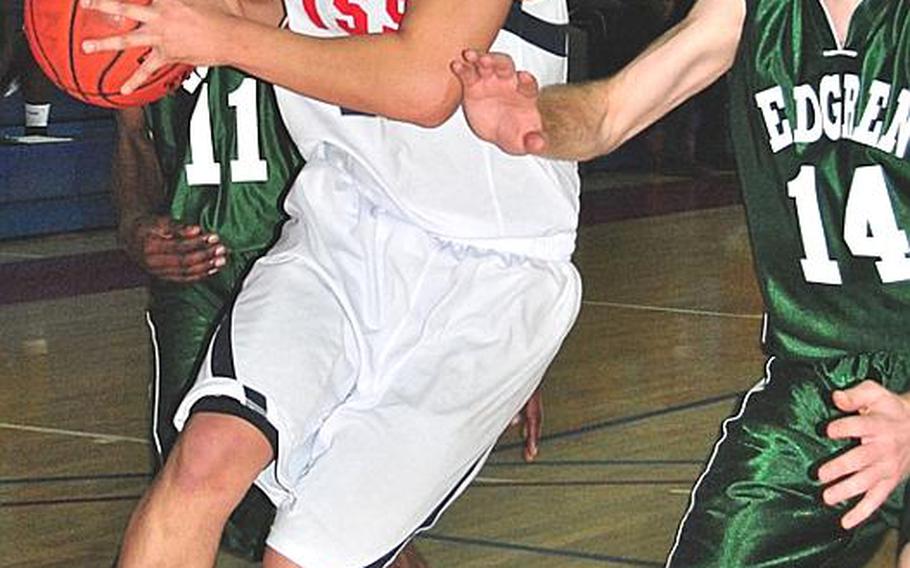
{"left": 276, "top": 0, "right": 579, "bottom": 259}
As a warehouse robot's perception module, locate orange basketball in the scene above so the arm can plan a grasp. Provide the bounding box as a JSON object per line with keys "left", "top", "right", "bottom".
{"left": 23, "top": 0, "right": 192, "bottom": 108}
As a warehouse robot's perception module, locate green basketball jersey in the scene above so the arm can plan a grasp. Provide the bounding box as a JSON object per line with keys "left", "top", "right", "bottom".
{"left": 144, "top": 66, "right": 303, "bottom": 257}
{"left": 730, "top": 0, "right": 910, "bottom": 359}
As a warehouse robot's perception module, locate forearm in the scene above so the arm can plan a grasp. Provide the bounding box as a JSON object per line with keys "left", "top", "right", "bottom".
{"left": 219, "top": 0, "right": 510, "bottom": 126}
{"left": 537, "top": 0, "right": 743, "bottom": 159}
{"left": 597, "top": 13, "right": 741, "bottom": 152}
{"left": 111, "top": 108, "right": 167, "bottom": 242}
{"left": 221, "top": 24, "right": 446, "bottom": 124}
{"left": 532, "top": 82, "right": 609, "bottom": 161}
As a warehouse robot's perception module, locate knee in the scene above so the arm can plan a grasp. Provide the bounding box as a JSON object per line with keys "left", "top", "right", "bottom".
{"left": 161, "top": 412, "right": 273, "bottom": 502}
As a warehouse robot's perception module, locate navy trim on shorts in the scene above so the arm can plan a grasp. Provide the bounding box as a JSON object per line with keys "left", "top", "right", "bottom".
{"left": 502, "top": 2, "right": 568, "bottom": 57}
{"left": 211, "top": 315, "right": 237, "bottom": 379}
{"left": 364, "top": 455, "right": 485, "bottom": 568}
{"left": 190, "top": 395, "right": 278, "bottom": 457}
{"left": 340, "top": 106, "right": 375, "bottom": 117}
{"left": 244, "top": 386, "right": 268, "bottom": 415}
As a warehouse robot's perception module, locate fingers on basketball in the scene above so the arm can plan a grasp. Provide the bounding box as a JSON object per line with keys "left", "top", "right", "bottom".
{"left": 25, "top": 0, "right": 190, "bottom": 107}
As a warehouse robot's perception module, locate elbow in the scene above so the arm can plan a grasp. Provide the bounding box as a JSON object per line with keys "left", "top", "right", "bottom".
{"left": 394, "top": 75, "right": 461, "bottom": 128}
{"left": 410, "top": 106, "right": 457, "bottom": 129}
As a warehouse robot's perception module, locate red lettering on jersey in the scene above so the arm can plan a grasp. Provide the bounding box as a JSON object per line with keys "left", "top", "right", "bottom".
{"left": 386, "top": 0, "right": 406, "bottom": 26}
{"left": 334, "top": 0, "right": 369, "bottom": 35}
{"left": 300, "top": 0, "right": 408, "bottom": 35}
{"left": 302, "top": 0, "right": 329, "bottom": 29}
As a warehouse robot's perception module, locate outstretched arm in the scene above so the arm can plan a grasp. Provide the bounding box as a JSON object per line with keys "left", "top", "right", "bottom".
{"left": 81, "top": 0, "right": 511, "bottom": 127}
{"left": 454, "top": 0, "right": 745, "bottom": 159}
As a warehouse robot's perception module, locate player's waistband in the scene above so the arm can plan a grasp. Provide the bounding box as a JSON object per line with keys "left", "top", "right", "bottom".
{"left": 312, "top": 143, "right": 577, "bottom": 262}
{"left": 428, "top": 232, "right": 576, "bottom": 262}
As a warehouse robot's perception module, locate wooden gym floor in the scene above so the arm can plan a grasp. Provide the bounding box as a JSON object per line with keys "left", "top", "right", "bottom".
{"left": 0, "top": 171, "right": 900, "bottom": 567}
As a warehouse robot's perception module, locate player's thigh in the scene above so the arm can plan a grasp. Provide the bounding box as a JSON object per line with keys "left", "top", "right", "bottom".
{"left": 266, "top": 250, "right": 581, "bottom": 567}
{"left": 667, "top": 357, "right": 893, "bottom": 568}
{"left": 173, "top": 249, "right": 362, "bottom": 494}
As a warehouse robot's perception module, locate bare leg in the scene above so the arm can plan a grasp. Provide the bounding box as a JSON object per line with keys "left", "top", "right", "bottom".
{"left": 263, "top": 542, "right": 427, "bottom": 568}
{"left": 117, "top": 412, "right": 273, "bottom": 568}
{"left": 899, "top": 544, "right": 910, "bottom": 568}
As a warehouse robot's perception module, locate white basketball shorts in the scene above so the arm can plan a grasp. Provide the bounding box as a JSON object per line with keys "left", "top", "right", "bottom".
{"left": 174, "top": 146, "right": 582, "bottom": 567}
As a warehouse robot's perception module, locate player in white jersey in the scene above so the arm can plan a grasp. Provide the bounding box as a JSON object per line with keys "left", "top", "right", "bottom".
{"left": 82, "top": 0, "right": 580, "bottom": 566}
{"left": 269, "top": 1, "right": 578, "bottom": 257}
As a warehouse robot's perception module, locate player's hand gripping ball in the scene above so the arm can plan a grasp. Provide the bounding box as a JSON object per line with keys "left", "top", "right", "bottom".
{"left": 24, "top": 0, "right": 192, "bottom": 108}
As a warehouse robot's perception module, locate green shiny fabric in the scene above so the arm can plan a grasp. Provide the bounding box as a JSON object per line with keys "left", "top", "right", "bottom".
{"left": 143, "top": 68, "right": 303, "bottom": 561}
{"left": 668, "top": 354, "right": 910, "bottom": 567}
{"left": 729, "top": 0, "right": 910, "bottom": 360}
{"left": 145, "top": 66, "right": 302, "bottom": 256}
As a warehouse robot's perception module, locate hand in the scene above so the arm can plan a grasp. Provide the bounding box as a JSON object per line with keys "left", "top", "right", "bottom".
{"left": 79, "top": 0, "right": 234, "bottom": 94}
{"left": 512, "top": 387, "right": 543, "bottom": 462}
{"left": 451, "top": 49, "right": 547, "bottom": 156}
{"left": 817, "top": 380, "right": 910, "bottom": 529}
{"left": 122, "top": 215, "right": 227, "bottom": 283}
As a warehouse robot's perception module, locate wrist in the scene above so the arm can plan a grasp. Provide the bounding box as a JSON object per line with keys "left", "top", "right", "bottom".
{"left": 183, "top": 4, "right": 244, "bottom": 67}
{"left": 215, "top": 14, "right": 253, "bottom": 68}
{"left": 118, "top": 213, "right": 158, "bottom": 257}
{"left": 117, "top": 214, "right": 143, "bottom": 246}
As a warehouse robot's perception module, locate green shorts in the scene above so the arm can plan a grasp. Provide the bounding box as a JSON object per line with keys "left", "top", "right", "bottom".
{"left": 667, "top": 352, "right": 910, "bottom": 567}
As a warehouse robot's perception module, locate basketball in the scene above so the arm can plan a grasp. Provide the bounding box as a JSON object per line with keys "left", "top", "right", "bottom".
{"left": 23, "top": 0, "right": 192, "bottom": 108}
